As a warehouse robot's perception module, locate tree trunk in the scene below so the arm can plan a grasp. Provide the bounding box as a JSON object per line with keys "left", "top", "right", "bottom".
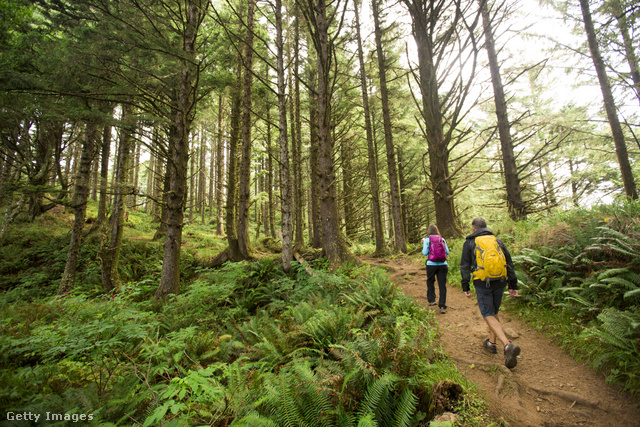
{"left": 313, "top": 0, "right": 354, "bottom": 268}
{"left": 236, "top": 0, "right": 256, "bottom": 260}
{"left": 276, "top": 0, "right": 293, "bottom": 271}
{"left": 611, "top": 0, "right": 640, "bottom": 106}
{"left": 153, "top": 158, "right": 170, "bottom": 240}
{"left": 354, "top": 0, "right": 385, "bottom": 255}
{"left": 189, "top": 133, "right": 195, "bottom": 222}
{"left": 200, "top": 130, "right": 207, "bottom": 224}
{"left": 223, "top": 42, "right": 244, "bottom": 259}
{"left": 307, "top": 63, "right": 323, "bottom": 249}
{"left": 397, "top": 146, "right": 409, "bottom": 240}
{"left": 372, "top": 0, "right": 407, "bottom": 252}
{"left": 580, "top": 0, "right": 638, "bottom": 200}
{"left": 264, "top": 69, "right": 276, "bottom": 239}
{"left": 155, "top": 0, "right": 201, "bottom": 300}
{"left": 292, "top": 11, "right": 305, "bottom": 249}
{"left": 215, "top": 94, "right": 225, "bottom": 235}
{"left": 404, "top": 0, "right": 463, "bottom": 238}
{"left": 480, "top": 0, "right": 527, "bottom": 220}
{"left": 27, "top": 120, "right": 58, "bottom": 219}
{"left": 58, "top": 121, "right": 98, "bottom": 294}
{"left": 101, "top": 103, "right": 134, "bottom": 293}
{"left": 132, "top": 132, "right": 141, "bottom": 208}
{"left": 342, "top": 139, "right": 356, "bottom": 240}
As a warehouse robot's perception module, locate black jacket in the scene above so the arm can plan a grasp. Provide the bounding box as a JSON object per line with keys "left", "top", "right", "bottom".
{"left": 460, "top": 228, "right": 518, "bottom": 292}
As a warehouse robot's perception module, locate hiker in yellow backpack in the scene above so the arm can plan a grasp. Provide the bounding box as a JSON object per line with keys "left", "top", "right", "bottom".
{"left": 460, "top": 217, "right": 521, "bottom": 369}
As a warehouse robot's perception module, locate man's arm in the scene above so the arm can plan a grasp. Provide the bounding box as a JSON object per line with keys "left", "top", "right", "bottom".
{"left": 460, "top": 239, "right": 472, "bottom": 293}
{"left": 498, "top": 239, "right": 518, "bottom": 290}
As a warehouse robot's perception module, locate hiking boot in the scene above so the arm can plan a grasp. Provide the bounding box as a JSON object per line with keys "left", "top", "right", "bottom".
{"left": 504, "top": 342, "right": 521, "bottom": 369}
{"left": 428, "top": 301, "right": 437, "bottom": 306}
{"left": 440, "top": 307, "right": 447, "bottom": 314}
{"left": 483, "top": 339, "right": 497, "bottom": 354}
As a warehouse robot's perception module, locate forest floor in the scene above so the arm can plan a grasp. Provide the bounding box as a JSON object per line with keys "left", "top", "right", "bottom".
{"left": 361, "top": 256, "right": 640, "bottom": 427}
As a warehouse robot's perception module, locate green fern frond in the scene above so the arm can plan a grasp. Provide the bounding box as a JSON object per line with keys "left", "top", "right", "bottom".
{"left": 597, "top": 268, "right": 632, "bottom": 280}
{"left": 563, "top": 294, "right": 594, "bottom": 308}
{"left": 582, "top": 309, "right": 638, "bottom": 351}
{"left": 356, "top": 413, "right": 377, "bottom": 427}
{"left": 559, "top": 287, "right": 588, "bottom": 293}
{"left": 391, "top": 386, "right": 418, "bottom": 427}
{"left": 601, "top": 277, "right": 637, "bottom": 290}
{"left": 357, "top": 373, "right": 398, "bottom": 419}
{"left": 232, "top": 412, "right": 281, "bottom": 427}
{"left": 623, "top": 288, "right": 640, "bottom": 300}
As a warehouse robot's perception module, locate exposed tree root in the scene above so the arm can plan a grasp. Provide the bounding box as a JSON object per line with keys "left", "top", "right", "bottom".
{"left": 527, "top": 386, "right": 601, "bottom": 409}
{"left": 495, "top": 374, "right": 505, "bottom": 395}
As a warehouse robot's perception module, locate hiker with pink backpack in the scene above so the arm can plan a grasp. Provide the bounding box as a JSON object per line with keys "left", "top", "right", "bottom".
{"left": 422, "top": 224, "right": 450, "bottom": 314}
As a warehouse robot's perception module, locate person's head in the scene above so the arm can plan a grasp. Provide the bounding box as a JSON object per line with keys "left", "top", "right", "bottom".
{"left": 471, "top": 217, "right": 487, "bottom": 232}
{"left": 428, "top": 224, "right": 440, "bottom": 236}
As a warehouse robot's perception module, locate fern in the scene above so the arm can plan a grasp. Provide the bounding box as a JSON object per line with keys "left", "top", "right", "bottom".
{"left": 232, "top": 412, "right": 281, "bottom": 427}
{"left": 357, "top": 373, "right": 398, "bottom": 420}
{"left": 391, "top": 386, "right": 418, "bottom": 427}
{"left": 584, "top": 308, "right": 639, "bottom": 351}
{"left": 624, "top": 288, "right": 640, "bottom": 300}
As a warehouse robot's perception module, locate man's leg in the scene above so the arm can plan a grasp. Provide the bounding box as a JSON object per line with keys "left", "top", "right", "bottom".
{"left": 483, "top": 315, "right": 508, "bottom": 348}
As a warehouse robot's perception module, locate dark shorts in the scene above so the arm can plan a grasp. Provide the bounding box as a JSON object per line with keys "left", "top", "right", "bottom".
{"left": 475, "top": 285, "right": 506, "bottom": 318}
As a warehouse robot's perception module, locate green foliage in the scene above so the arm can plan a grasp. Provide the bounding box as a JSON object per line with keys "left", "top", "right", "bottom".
{"left": 512, "top": 200, "right": 640, "bottom": 394}
{"left": 0, "top": 206, "right": 491, "bottom": 425}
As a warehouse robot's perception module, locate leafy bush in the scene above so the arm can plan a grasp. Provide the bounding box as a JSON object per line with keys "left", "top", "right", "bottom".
{"left": 0, "top": 258, "right": 487, "bottom": 425}
{"left": 512, "top": 200, "right": 640, "bottom": 394}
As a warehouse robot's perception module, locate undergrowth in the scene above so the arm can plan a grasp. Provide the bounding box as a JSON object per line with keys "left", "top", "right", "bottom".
{"left": 510, "top": 199, "right": 640, "bottom": 395}
{"left": 0, "top": 207, "right": 491, "bottom": 426}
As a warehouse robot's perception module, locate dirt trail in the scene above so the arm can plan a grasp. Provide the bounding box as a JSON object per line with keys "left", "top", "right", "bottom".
{"left": 363, "top": 256, "right": 640, "bottom": 426}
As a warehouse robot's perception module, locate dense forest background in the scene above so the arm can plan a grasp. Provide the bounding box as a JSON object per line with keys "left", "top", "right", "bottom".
{"left": 1, "top": 0, "right": 639, "bottom": 424}
{"left": 1, "top": 0, "right": 639, "bottom": 296}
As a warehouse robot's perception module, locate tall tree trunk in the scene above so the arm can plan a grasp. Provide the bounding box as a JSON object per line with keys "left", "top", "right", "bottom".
{"left": 342, "top": 140, "right": 356, "bottom": 240}
{"left": 132, "top": 132, "right": 141, "bottom": 208}
{"left": 354, "top": 0, "right": 385, "bottom": 255}
{"left": 569, "top": 158, "right": 580, "bottom": 207}
{"left": 292, "top": 10, "right": 305, "bottom": 249}
{"left": 200, "top": 130, "right": 207, "bottom": 224}
{"left": 264, "top": 69, "right": 276, "bottom": 239}
{"left": 610, "top": 0, "right": 640, "bottom": 106}
{"left": 480, "top": 0, "right": 527, "bottom": 220}
{"left": 27, "top": 120, "right": 58, "bottom": 218}
{"left": 313, "top": 0, "right": 353, "bottom": 268}
{"left": 153, "top": 168, "right": 170, "bottom": 239}
{"left": 90, "top": 139, "right": 100, "bottom": 201}
{"left": 189, "top": 133, "right": 195, "bottom": 222}
{"left": 371, "top": 0, "right": 406, "bottom": 253}
{"left": 397, "top": 146, "right": 409, "bottom": 240}
{"left": 155, "top": 0, "right": 201, "bottom": 300}
{"left": 236, "top": 0, "right": 256, "bottom": 260}
{"left": 146, "top": 130, "right": 156, "bottom": 215}
{"left": 580, "top": 0, "right": 638, "bottom": 200}
{"left": 403, "top": 0, "right": 463, "bottom": 238}
{"left": 215, "top": 94, "right": 225, "bottom": 235}
{"left": 276, "top": 0, "right": 293, "bottom": 270}
{"left": 225, "top": 55, "right": 243, "bottom": 256}
{"left": 209, "top": 127, "right": 216, "bottom": 222}
{"left": 101, "top": 103, "right": 135, "bottom": 293}
{"left": 58, "top": 121, "right": 98, "bottom": 294}
{"left": 307, "top": 64, "right": 323, "bottom": 249}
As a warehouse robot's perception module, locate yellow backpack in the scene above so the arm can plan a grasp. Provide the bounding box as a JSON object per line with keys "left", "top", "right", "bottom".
{"left": 473, "top": 235, "right": 507, "bottom": 283}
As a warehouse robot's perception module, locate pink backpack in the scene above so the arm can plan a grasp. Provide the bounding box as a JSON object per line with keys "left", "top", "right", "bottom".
{"left": 428, "top": 235, "right": 447, "bottom": 262}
